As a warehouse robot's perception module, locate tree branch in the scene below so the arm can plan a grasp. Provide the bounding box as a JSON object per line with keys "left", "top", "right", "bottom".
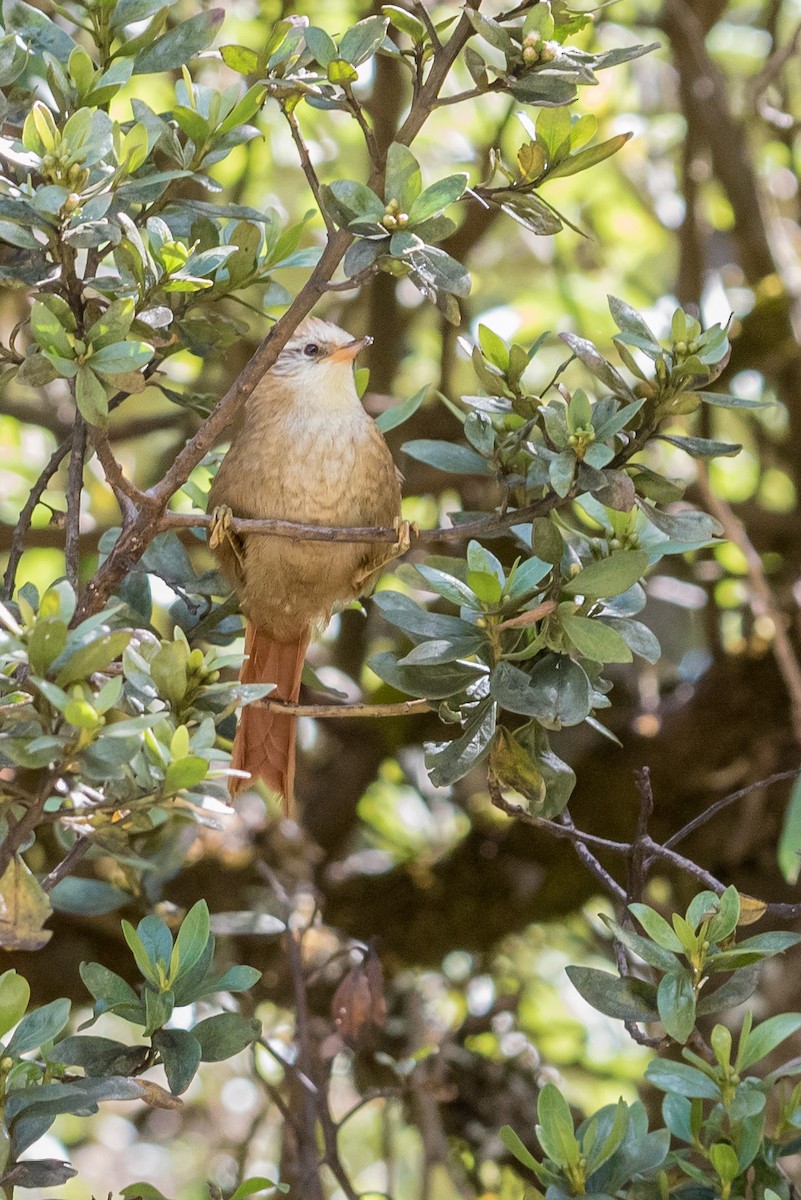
{"left": 257, "top": 698, "right": 431, "bottom": 719}
{"left": 3, "top": 439, "right": 70, "bottom": 599}
{"left": 282, "top": 104, "right": 336, "bottom": 237}
{"left": 65, "top": 417, "right": 87, "bottom": 591}
{"left": 695, "top": 463, "right": 801, "bottom": 743}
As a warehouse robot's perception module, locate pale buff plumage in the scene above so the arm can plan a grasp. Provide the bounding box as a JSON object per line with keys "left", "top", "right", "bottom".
{"left": 208, "top": 317, "right": 403, "bottom": 804}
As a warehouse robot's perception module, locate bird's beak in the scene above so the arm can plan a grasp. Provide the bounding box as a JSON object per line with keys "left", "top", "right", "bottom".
{"left": 326, "top": 335, "right": 373, "bottom": 363}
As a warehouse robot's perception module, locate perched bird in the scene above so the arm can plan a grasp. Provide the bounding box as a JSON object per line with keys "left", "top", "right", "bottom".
{"left": 208, "top": 316, "right": 404, "bottom": 809}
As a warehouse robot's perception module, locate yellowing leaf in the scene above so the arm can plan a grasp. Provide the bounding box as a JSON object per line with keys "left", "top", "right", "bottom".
{"left": 0, "top": 857, "right": 53, "bottom": 950}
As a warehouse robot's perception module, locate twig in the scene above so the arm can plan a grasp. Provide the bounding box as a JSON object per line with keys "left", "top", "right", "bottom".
{"left": 65, "top": 417, "right": 87, "bottom": 591}
{"left": 256, "top": 698, "right": 431, "bottom": 719}
{"left": 3, "top": 438, "right": 70, "bottom": 599}
{"left": 92, "top": 432, "right": 146, "bottom": 515}
{"left": 488, "top": 774, "right": 628, "bottom": 902}
{"left": 160, "top": 489, "right": 568, "bottom": 545}
{"left": 324, "top": 266, "right": 380, "bottom": 292}
{"left": 663, "top": 769, "right": 801, "bottom": 850}
{"left": 286, "top": 927, "right": 326, "bottom": 1200}
{"left": 695, "top": 464, "right": 801, "bottom": 743}
{"left": 282, "top": 105, "right": 336, "bottom": 237}
{"left": 40, "top": 836, "right": 92, "bottom": 893}
{"left": 556, "top": 810, "right": 628, "bottom": 903}
{"left": 628, "top": 767, "right": 654, "bottom": 904}
{"left": 343, "top": 84, "right": 381, "bottom": 165}
{"left": 412, "top": 0, "right": 441, "bottom": 47}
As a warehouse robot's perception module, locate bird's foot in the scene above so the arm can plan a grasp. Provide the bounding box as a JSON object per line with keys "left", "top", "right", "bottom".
{"left": 209, "top": 504, "right": 234, "bottom": 549}
{"left": 392, "top": 516, "right": 416, "bottom": 557}
{"left": 209, "top": 504, "right": 245, "bottom": 569}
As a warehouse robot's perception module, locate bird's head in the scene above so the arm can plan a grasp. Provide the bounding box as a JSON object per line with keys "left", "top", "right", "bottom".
{"left": 268, "top": 317, "right": 372, "bottom": 396}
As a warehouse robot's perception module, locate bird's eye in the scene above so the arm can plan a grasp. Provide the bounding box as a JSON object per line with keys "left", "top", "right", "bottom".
{"left": 303, "top": 342, "right": 321, "bottom": 358}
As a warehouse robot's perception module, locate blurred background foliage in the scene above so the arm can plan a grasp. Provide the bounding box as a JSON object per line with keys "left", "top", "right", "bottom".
{"left": 3, "top": 0, "right": 801, "bottom": 1195}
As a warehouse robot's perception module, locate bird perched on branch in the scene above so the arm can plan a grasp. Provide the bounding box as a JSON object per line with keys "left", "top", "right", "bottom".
{"left": 208, "top": 316, "right": 404, "bottom": 810}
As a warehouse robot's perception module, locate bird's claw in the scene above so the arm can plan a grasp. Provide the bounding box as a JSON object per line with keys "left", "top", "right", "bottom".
{"left": 209, "top": 504, "right": 234, "bottom": 549}
{"left": 392, "top": 516, "right": 416, "bottom": 557}
{"left": 209, "top": 504, "right": 245, "bottom": 570}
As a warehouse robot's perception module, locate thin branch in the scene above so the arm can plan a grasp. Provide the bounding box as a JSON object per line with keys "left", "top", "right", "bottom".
{"left": 343, "top": 83, "right": 381, "bottom": 166}
{"left": 3, "top": 437, "right": 70, "bottom": 599}
{"left": 65, "top": 417, "right": 87, "bottom": 591}
{"left": 488, "top": 775, "right": 628, "bottom": 903}
{"left": 628, "top": 766, "right": 654, "bottom": 904}
{"left": 324, "top": 266, "right": 380, "bottom": 292}
{"left": 282, "top": 105, "right": 336, "bottom": 237}
{"left": 695, "top": 464, "right": 801, "bottom": 743}
{"left": 160, "top": 489, "right": 570, "bottom": 545}
{"left": 663, "top": 769, "right": 801, "bottom": 851}
{"left": 412, "top": 0, "right": 441, "bottom": 49}
{"left": 92, "top": 432, "right": 147, "bottom": 515}
{"left": 256, "top": 698, "right": 431, "bottom": 719}
{"left": 556, "top": 809, "right": 628, "bottom": 903}
{"left": 40, "top": 836, "right": 92, "bottom": 892}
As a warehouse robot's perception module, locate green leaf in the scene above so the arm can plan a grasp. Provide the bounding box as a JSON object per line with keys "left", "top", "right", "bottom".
{"left": 563, "top": 551, "right": 648, "bottom": 599}
{"left": 779, "top": 774, "right": 801, "bottom": 884}
{"left": 220, "top": 43, "right": 260, "bottom": 73}
{"left": 375, "top": 385, "right": 427, "bottom": 432}
{"left": 49, "top": 879, "right": 129, "bottom": 915}
{"left": 369, "top": 652, "right": 479, "bottom": 700}
{"left": 657, "top": 970, "right": 697, "bottom": 1044}
{"left": 384, "top": 143, "right": 422, "bottom": 211}
{"left": 153, "top": 1028, "right": 202, "bottom": 1094}
{"left": 492, "top": 658, "right": 593, "bottom": 729}
{"left": 0, "top": 970, "right": 30, "bottom": 1040}
{"left": 4, "top": 0, "right": 76, "bottom": 57}
{"left": 134, "top": 8, "right": 225, "bottom": 73}
{"left": 696, "top": 963, "right": 761, "bottom": 1016}
{"left": 414, "top": 564, "right": 479, "bottom": 608}
{"left": 402, "top": 439, "right": 491, "bottom": 475}
{"left": 192, "top": 1012, "right": 260, "bottom": 1061}
{"left": 566, "top": 965, "right": 658, "bottom": 1022}
{"left": 80, "top": 962, "right": 140, "bottom": 1014}
{"left": 608, "top": 295, "right": 660, "bottom": 350}
{"left": 559, "top": 613, "right": 632, "bottom": 663}
{"left": 229, "top": 1178, "right": 289, "bottom": 1200}
{"left": 645, "top": 1059, "right": 720, "bottom": 1100}
{"left": 628, "top": 903, "right": 685, "bottom": 952}
{"left": 321, "top": 179, "right": 385, "bottom": 226}
{"left": 426, "top": 702, "right": 496, "bottom": 787}
{"left": 536, "top": 1083, "right": 580, "bottom": 1169}
{"left": 28, "top": 617, "right": 67, "bottom": 674}
{"left": 55, "top": 630, "right": 131, "bottom": 686}
{"left": 499, "top": 1126, "right": 541, "bottom": 1173}
{"left": 143, "top": 986, "right": 174, "bottom": 1035}
{"left": 164, "top": 756, "right": 209, "bottom": 793}
{"left": 339, "top": 15, "right": 388, "bottom": 65}
{"left": 602, "top": 617, "right": 660, "bottom": 664}
{"left": 169, "top": 900, "right": 210, "bottom": 985}
{"left": 547, "top": 132, "right": 632, "bottom": 180}
{"left": 696, "top": 390, "right": 767, "bottom": 410}
{"left": 602, "top": 917, "right": 681, "bottom": 973}
{"left": 659, "top": 433, "right": 741, "bottom": 458}
{"left": 6, "top": 998, "right": 70, "bottom": 1057}
{"left": 30, "top": 300, "right": 75, "bottom": 357}
{"left": 75, "top": 365, "right": 109, "bottom": 427}
{"left": 738, "top": 1013, "right": 801, "bottom": 1072}
{"left": 710, "top": 1143, "right": 740, "bottom": 1185}
{"left": 90, "top": 340, "right": 153, "bottom": 374}
{"left": 408, "top": 173, "right": 468, "bottom": 223}
{"left": 382, "top": 5, "right": 426, "bottom": 42}
{"left": 304, "top": 25, "right": 337, "bottom": 66}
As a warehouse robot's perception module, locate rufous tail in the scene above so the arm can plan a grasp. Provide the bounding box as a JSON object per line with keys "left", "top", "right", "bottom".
{"left": 230, "top": 621, "right": 310, "bottom": 810}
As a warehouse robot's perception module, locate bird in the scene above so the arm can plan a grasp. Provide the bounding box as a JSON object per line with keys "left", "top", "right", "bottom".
{"left": 207, "top": 315, "right": 405, "bottom": 810}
